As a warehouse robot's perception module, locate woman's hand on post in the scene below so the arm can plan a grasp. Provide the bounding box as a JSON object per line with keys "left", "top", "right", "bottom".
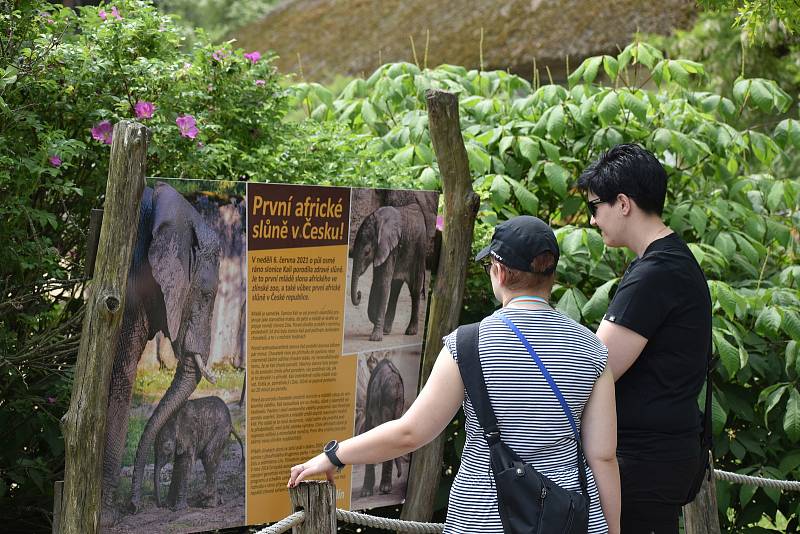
{"left": 288, "top": 453, "right": 336, "bottom": 487}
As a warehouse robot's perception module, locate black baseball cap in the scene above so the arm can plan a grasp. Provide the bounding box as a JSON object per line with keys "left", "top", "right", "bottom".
{"left": 475, "top": 216, "right": 559, "bottom": 273}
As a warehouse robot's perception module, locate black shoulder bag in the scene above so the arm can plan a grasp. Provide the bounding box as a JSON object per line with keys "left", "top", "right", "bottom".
{"left": 456, "top": 315, "right": 590, "bottom": 534}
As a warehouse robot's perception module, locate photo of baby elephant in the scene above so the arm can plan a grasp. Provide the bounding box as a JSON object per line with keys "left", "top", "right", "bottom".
{"left": 153, "top": 396, "right": 244, "bottom": 511}
{"left": 344, "top": 188, "right": 438, "bottom": 354}
{"left": 360, "top": 354, "right": 404, "bottom": 497}
{"left": 351, "top": 347, "right": 420, "bottom": 511}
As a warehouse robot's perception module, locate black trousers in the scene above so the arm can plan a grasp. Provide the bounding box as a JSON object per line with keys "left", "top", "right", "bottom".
{"left": 618, "top": 455, "right": 702, "bottom": 534}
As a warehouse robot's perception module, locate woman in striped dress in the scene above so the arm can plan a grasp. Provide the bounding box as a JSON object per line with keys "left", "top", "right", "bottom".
{"left": 289, "top": 216, "right": 620, "bottom": 533}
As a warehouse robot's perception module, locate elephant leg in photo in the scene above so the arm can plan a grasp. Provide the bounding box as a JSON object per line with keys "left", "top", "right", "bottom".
{"left": 379, "top": 459, "right": 394, "bottom": 494}
{"left": 405, "top": 250, "right": 425, "bottom": 336}
{"left": 198, "top": 433, "right": 226, "bottom": 507}
{"left": 367, "top": 261, "right": 393, "bottom": 341}
{"left": 153, "top": 417, "right": 177, "bottom": 508}
{"left": 166, "top": 451, "right": 193, "bottom": 511}
{"left": 382, "top": 279, "right": 404, "bottom": 335}
{"left": 361, "top": 462, "right": 376, "bottom": 497}
{"left": 101, "top": 307, "right": 150, "bottom": 523}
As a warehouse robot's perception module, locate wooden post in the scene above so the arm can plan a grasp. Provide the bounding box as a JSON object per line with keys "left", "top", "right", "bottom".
{"left": 52, "top": 480, "right": 64, "bottom": 534}
{"left": 683, "top": 455, "right": 721, "bottom": 534}
{"left": 401, "top": 89, "right": 479, "bottom": 522}
{"left": 289, "top": 481, "right": 336, "bottom": 533}
{"left": 60, "top": 121, "right": 148, "bottom": 534}
{"left": 84, "top": 209, "right": 104, "bottom": 279}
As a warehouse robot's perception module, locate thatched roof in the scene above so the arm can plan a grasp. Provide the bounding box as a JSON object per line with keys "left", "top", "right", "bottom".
{"left": 234, "top": 0, "right": 697, "bottom": 81}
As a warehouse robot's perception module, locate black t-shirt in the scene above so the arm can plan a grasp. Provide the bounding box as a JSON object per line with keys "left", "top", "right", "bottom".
{"left": 606, "top": 233, "right": 711, "bottom": 461}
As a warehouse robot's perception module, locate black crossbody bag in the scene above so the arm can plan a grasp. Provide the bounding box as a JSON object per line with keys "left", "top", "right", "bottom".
{"left": 456, "top": 315, "right": 590, "bottom": 534}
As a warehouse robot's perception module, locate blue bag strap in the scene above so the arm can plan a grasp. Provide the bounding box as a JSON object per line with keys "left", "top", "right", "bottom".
{"left": 498, "top": 313, "right": 579, "bottom": 440}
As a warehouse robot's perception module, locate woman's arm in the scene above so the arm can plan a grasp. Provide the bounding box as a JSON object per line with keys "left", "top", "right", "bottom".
{"left": 288, "top": 345, "right": 465, "bottom": 486}
{"left": 581, "top": 367, "right": 621, "bottom": 534}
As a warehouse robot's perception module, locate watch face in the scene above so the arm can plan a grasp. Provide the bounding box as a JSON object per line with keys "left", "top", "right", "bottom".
{"left": 324, "top": 439, "right": 337, "bottom": 452}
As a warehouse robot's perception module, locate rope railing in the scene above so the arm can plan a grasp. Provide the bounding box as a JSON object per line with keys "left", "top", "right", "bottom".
{"left": 256, "top": 510, "right": 306, "bottom": 534}
{"left": 714, "top": 469, "right": 800, "bottom": 491}
{"left": 257, "top": 468, "right": 800, "bottom": 534}
{"left": 335, "top": 509, "right": 444, "bottom": 533}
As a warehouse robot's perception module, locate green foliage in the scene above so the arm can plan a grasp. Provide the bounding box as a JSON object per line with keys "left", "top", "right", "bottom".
{"left": 0, "top": 1, "right": 407, "bottom": 529}
{"left": 305, "top": 41, "right": 800, "bottom": 530}
{"left": 698, "top": 0, "right": 800, "bottom": 39}
{"left": 157, "top": 0, "right": 278, "bottom": 45}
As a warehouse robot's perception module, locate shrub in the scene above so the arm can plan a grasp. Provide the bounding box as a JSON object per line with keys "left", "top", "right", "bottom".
{"left": 0, "top": 1, "right": 408, "bottom": 529}
{"left": 306, "top": 42, "right": 800, "bottom": 531}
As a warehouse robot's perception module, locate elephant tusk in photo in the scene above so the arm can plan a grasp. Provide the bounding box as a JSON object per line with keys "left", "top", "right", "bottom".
{"left": 193, "top": 353, "right": 217, "bottom": 384}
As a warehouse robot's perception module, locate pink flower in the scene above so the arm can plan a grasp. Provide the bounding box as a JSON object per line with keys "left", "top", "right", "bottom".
{"left": 98, "top": 9, "right": 106, "bottom": 20}
{"left": 254, "top": 79, "right": 266, "bottom": 86}
{"left": 47, "top": 396, "right": 56, "bottom": 404}
{"left": 176, "top": 115, "right": 199, "bottom": 139}
{"left": 212, "top": 49, "right": 229, "bottom": 62}
{"left": 49, "top": 155, "right": 62, "bottom": 167}
{"left": 244, "top": 51, "right": 261, "bottom": 64}
{"left": 134, "top": 100, "right": 155, "bottom": 119}
{"left": 111, "top": 6, "right": 122, "bottom": 20}
{"left": 436, "top": 214, "right": 444, "bottom": 231}
{"left": 91, "top": 120, "right": 113, "bottom": 145}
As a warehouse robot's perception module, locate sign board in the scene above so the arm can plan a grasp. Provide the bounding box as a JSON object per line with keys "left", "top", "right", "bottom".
{"left": 101, "top": 179, "right": 438, "bottom": 533}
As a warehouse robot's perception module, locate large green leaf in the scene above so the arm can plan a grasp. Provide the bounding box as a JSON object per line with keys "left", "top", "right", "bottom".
{"left": 774, "top": 119, "right": 800, "bottom": 149}
{"left": 754, "top": 306, "right": 782, "bottom": 338}
{"left": 544, "top": 162, "right": 569, "bottom": 198}
{"left": 714, "top": 282, "right": 737, "bottom": 319}
{"left": 556, "top": 288, "right": 586, "bottom": 322}
{"left": 466, "top": 143, "right": 491, "bottom": 174}
{"left": 546, "top": 105, "right": 565, "bottom": 141}
{"left": 713, "top": 232, "right": 736, "bottom": 260}
{"left": 598, "top": 91, "right": 620, "bottom": 126}
{"left": 517, "top": 136, "right": 539, "bottom": 164}
{"left": 489, "top": 174, "right": 511, "bottom": 207}
{"left": 621, "top": 91, "right": 647, "bottom": 122}
{"left": 784, "top": 388, "right": 800, "bottom": 443}
{"left": 782, "top": 311, "right": 800, "bottom": 342}
{"left": 508, "top": 178, "right": 539, "bottom": 215}
{"left": 713, "top": 330, "right": 740, "bottom": 378}
{"left": 582, "top": 278, "right": 619, "bottom": 324}
{"left": 761, "top": 384, "right": 788, "bottom": 429}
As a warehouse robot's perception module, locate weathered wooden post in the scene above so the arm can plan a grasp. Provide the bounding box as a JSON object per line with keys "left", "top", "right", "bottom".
{"left": 401, "top": 89, "right": 480, "bottom": 521}
{"left": 683, "top": 454, "right": 721, "bottom": 534}
{"left": 289, "top": 481, "right": 336, "bottom": 533}
{"left": 59, "top": 121, "right": 148, "bottom": 534}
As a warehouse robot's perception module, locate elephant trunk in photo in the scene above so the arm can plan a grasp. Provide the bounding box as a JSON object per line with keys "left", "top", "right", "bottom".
{"left": 350, "top": 260, "right": 364, "bottom": 306}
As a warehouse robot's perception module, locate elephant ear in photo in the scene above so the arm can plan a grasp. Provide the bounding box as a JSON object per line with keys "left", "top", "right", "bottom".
{"left": 148, "top": 183, "right": 197, "bottom": 340}
{"left": 374, "top": 206, "right": 402, "bottom": 267}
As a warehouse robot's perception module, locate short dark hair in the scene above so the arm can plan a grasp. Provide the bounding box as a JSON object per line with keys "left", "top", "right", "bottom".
{"left": 577, "top": 144, "right": 668, "bottom": 216}
{"left": 497, "top": 251, "right": 557, "bottom": 291}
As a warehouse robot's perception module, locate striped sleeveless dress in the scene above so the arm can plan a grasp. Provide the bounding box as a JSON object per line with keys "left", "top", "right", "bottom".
{"left": 442, "top": 307, "right": 609, "bottom": 533}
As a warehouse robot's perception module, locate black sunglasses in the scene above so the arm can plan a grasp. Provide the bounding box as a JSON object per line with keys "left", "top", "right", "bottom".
{"left": 480, "top": 257, "right": 493, "bottom": 276}
{"left": 587, "top": 198, "right": 607, "bottom": 217}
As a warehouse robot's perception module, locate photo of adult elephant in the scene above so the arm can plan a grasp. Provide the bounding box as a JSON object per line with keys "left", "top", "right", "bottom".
{"left": 351, "top": 347, "right": 421, "bottom": 511}
{"left": 344, "top": 188, "right": 438, "bottom": 354}
{"left": 100, "top": 180, "right": 247, "bottom": 533}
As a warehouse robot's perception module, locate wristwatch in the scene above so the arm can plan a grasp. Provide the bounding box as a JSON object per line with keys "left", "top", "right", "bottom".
{"left": 323, "top": 439, "right": 345, "bottom": 471}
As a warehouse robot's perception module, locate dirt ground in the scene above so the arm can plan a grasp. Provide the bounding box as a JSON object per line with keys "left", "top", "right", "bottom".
{"left": 105, "top": 402, "right": 246, "bottom": 534}
{"left": 343, "top": 257, "right": 431, "bottom": 355}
